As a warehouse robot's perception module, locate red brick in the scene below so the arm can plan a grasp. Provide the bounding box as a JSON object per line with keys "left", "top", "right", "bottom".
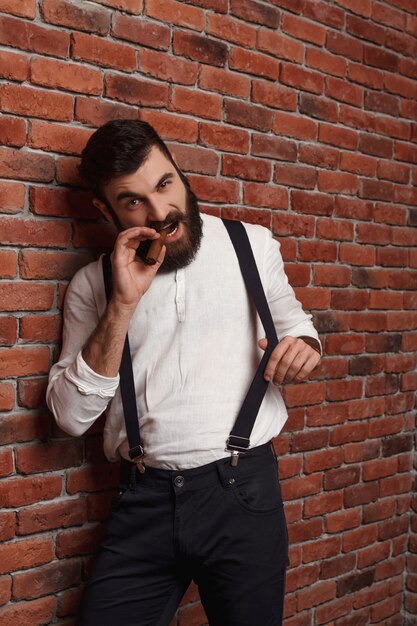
{"left": 0, "top": 0, "right": 36, "bottom": 17}
{"left": 282, "top": 473, "right": 323, "bottom": 501}
{"left": 140, "top": 110, "right": 198, "bottom": 144}
{"left": 339, "top": 243, "right": 375, "bottom": 266}
{"left": 17, "top": 377, "right": 49, "bottom": 409}
{"left": 286, "top": 563, "right": 320, "bottom": 592}
{"left": 16, "top": 441, "right": 83, "bottom": 475}
{"left": 0, "top": 116, "right": 26, "bottom": 148}
{"left": 257, "top": 29, "right": 304, "bottom": 63}
{"left": 299, "top": 144, "right": 339, "bottom": 170}
{"left": 139, "top": 49, "right": 197, "bottom": 86}
{"left": 230, "top": 46, "right": 279, "bottom": 80}
{"left": 297, "top": 580, "right": 336, "bottom": 611}
{"left": 29, "top": 121, "right": 93, "bottom": 156}
{"left": 0, "top": 50, "right": 29, "bottom": 81}
{"left": 0, "top": 14, "right": 69, "bottom": 57}
{"left": 298, "top": 240, "right": 337, "bottom": 262}
{"left": 326, "top": 76, "right": 363, "bottom": 106}
{"left": 29, "top": 186, "right": 96, "bottom": 220}
{"left": 170, "top": 85, "right": 221, "bottom": 120}
{"left": 283, "top": 382, "right": 326, "bottom": 408}
{"left": 112, "top": 12, "right": 169, "bottom": 50}
{"left": 319, "top": 124, "right": 358, "bottom": 149}
{"left": 304, "top": 0, "right": 345, "bottom": 27}
{"left": 230, "top": 0, "right": 280, "bottom": 27}
{"left": 92, "top": 0, "right": 143, "bottom": 11}
{"left": 304, "top": 448, "right": 344, "bottom": 474}
{"left": 299, "top": 94, "right": 338, "bottom": 122}
{"left": 274, "top": 164, "right": 316, "bottom": 189}
{"left": 221, "top": 206, "right": 270, "bottom": 229}
{"left": 317, "top": 218, "right": 354, "bottom": 240}
{"left": 318, "top": 172, "right": 358, "bottom": 195}
{"left": 344, "top": 440, "right": 380, "bottom": 464}
{"left": 42, "top": 0, "right": 110, "bottom": 34}
{"left": 356, "top": 222, "right": 391, "bottom": 244}
{"left": 326, "top": 30, "right": 363, "bottom": 62}
{"left": 290, "top": 191, "right": 333, "bottom": 217}
{"left": 288, "top": 518, "right": 323, "bottom": 543}
{"left": 334, "top": 0, "right": 371, "bottom": 16}
{"left": 0, "top": 597, "right": 56, "bottom": 625}
{"left": 282, "top": 13, "right": 326, "bottom": 45}
{"left": 200, "top": 123, "right": 249, "bottom": 154}
{"left": 0, "top": 147, "right": 53, "bottom": 184}
{"left": 0, "top": 84, "right": 72, "bottom": 122}
{"left": 369, "top": 291, "right": 403, "bottom": 310}
{"left": 326, "top": 379, "right": 363, "bottom": 401}
{"left": 339, "top": 104, "right": 375, "bottom": 132}
{"left": 302, "top": 536, "right": 341, "bottom": 563}
{"left": 367, "top": 374, "right": 399, "bottom": 396}
{"left": 173, "top": 31, "right": 227, "bottom": 67}
{"left": 0, "top": 316, "right": 17, "bottom": 346}
{"left": 325, "top": 334, "right": 363, "bottom": 355}
{"left": 0, "top": 536, "right": 54, "bottom": 574}
{"left": 222, "top": 154, "right": 271, "bottom": 182}
{"left": 0, "top": 250, "right": 17, "bottom": 278}
{"left": 146, "top": 0, "right": 204, "bottom": 30}
{"left": 243, "top": 182, "right": 288, "bottom": 210}
{"left": 363, "top": 457, "right": 398, "bottom": 481}
{"left": 273, "top": 213, "right": 316, "bottom": 240}
{"left": 252, "top": 79, "right": 297, "bottom": 111}
{"left": 105, "top": 73, "right": 168, "bottom": 108}
{"left": 326, "top": 508, "right": 361, "bottom": 533}
{"left": 72, "top": 222, "right": 115, "bottom": 250}
{"left": 374, "top": 246, "right": 407, "bottom": 267}
{"left": 291, "top": 429, "right": 329, "bottom": 453}
{"left": 207, "top": 13, "right": 256, "bottom": 47}
{"left": 57, "top": 524, "right": 104, "bottom": 558}
{"left": 225, "top": 99, "right": 273, "bottom": 131}
{"left": 358, "top": 542, "right": 391, "bottom": 568}
{"left": 348, "top": 62, "right": 384, "bottom": 89}
{"left": 311, "top": 357, "right": 348, "bottom": 381}
{"left": 0, "top": 181, "right": 25, "bottom": 213}
{"left": 13, "top": 559, "right": 81, "bottom": 600}
{"left": 365, "top": 91, "right": 400, "bottom": 116}
{"left": 71, "top": 31, "right": 136, "bottom": 70}
{"left": 189, "top": 175, "right": 239, "bottom": 203}
{"left": 0, "top": 382, "right": 14, "bottom": 411}
{"left": 364, "top": 44, "right": 400, "bottom": 73}
{"left": 199, "top": 66, "right": 250, "bottom": 99}
{"left": 75, "top": 96, "right": 137, "bottom": 127}
{"left": 274, "top": 112, "right": 317, "bottom": 140}
{"left": 313, "top": 265, "right": 351, "bottom": 287}
{"left": 167, "top": 143, "right": 218, "bottom": 176}
{"left": 340, "top": 152, "right": 377, "bottom": 177}
{"left": 307, "top": 48, "right": 346, "bottom": 77}
{"left": 0, "top": 216, "right": 70, "bottom": 247}
{"left": 30, "top": 57, "right": 102, "bottom": 95}
{"left": 280, "top": 63, "right": 324, "bottom": 94}
{"left": 0, "top": 346, "right": 50, "bottom": 377}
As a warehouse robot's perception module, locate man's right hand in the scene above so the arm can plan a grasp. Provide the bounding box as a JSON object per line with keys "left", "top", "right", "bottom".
{"left": 110, "top": 227, "right": 166, "bottom": 312}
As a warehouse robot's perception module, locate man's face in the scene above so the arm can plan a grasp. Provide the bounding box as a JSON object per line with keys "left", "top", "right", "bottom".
{"left": 98, "top": 146, "right": 203, "bottom": 272}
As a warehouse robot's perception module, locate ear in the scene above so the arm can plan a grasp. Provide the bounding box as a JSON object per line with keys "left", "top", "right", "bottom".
{"left": 93, "top": 198, "right": 113, "bottom": 223}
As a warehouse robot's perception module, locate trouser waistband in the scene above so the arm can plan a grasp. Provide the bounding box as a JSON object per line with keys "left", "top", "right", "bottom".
{"left": 119, "top": 441, "right": 276, "bottom": 492}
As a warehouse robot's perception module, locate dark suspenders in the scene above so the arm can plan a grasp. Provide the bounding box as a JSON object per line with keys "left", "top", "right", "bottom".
{"left": 102, "top": 219, "right": 279, "bottom": 469}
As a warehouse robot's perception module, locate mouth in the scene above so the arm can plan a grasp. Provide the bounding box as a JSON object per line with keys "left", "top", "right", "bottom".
{"left": 161, "top": 220, "right": 180, "bottom": 241}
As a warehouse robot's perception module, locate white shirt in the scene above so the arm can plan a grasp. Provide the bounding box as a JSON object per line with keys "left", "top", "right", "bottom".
{"left": 47, "top": 214, "right": 320, "bottom": 469}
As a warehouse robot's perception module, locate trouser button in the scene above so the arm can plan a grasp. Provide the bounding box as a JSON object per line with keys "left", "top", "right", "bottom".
{"left": 174, "top": 475, "right": 185, "bottom": 488}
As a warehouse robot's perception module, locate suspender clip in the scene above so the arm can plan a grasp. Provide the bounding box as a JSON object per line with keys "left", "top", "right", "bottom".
{"left": 129, "top": 445, "right": 146, "bottom": 474}
{"left": 226, "top": 436, "right": 250, "bottom": 467}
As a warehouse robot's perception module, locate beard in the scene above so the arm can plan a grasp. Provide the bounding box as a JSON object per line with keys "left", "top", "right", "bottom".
{"left": 149, "top": 175, "right": 203, "bottom": 273}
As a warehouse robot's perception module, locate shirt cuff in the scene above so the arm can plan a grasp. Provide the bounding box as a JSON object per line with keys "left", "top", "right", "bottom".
{"left": 64, "top": 351, "right": 120, "bottom": 399}
{"left": 298, "top": 336, "right": 322, "bottom": 356}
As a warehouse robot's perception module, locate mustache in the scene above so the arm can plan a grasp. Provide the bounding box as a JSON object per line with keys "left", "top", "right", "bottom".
{"left": 147, "top": 211, "right": 185, "bottom": 233}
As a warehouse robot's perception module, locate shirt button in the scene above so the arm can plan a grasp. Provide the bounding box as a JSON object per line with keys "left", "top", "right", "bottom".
{"left": 174, "top": 475, "right": 185, "bottom": 488}
{"left": 228, "top": 478, "right": 235, "bottom": 485}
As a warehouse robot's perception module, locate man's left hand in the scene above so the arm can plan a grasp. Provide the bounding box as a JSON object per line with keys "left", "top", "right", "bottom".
{"left": 258, "top": 336, "right": 321, "bottom": 385}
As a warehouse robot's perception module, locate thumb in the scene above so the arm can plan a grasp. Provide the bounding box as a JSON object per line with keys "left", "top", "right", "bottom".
{"left": 258, "top": 338, "right": 268, "bottom": 351}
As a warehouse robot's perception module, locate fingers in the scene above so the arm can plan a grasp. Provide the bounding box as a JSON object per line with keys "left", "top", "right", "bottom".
{"left": 264, "top": 336, "right": 320, "bottom": 385}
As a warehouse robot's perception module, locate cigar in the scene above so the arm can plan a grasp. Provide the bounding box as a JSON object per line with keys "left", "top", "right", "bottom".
{"left": 144, "top": 226, "right": 169, "bottom": 265}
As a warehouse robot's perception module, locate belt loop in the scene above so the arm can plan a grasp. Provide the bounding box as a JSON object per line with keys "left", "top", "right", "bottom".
{"left": 130, "top": 463, "right": 137, "bottom": 490}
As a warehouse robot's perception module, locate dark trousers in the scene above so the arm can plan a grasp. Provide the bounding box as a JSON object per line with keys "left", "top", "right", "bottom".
{"left": 77, "top": 442, "right": 288, "bottom": 626}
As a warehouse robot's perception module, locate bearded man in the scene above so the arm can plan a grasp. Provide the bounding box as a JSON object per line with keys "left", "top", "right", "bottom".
{"left": 47, "top": 119, "right": 321, "bottom": 626}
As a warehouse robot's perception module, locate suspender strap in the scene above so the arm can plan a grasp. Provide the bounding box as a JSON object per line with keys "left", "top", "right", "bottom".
{"left": 102, "top": 219, "right": 278, "bottom": 468}
{"left": 102, "top": 255, "right": 144, "bottom": 466}
{"left": 222, "top": 219, "right": 279, "bottom": 459}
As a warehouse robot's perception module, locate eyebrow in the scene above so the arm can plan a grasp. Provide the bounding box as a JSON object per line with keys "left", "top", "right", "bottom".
{"left": 116, "top": 172, "right": 174, "bottom": 203}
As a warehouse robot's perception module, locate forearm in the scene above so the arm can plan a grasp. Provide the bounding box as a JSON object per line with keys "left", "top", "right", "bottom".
{"left": 82, "top": 299, "right": 135, "bottom": 377}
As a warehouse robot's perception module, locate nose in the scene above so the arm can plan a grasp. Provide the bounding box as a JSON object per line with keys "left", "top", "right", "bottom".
{"left": 146, "top": 195, "right": 167, "bottom": 223}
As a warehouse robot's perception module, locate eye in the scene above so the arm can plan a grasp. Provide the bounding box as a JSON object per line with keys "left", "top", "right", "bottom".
{"left": 158, "top": 179, "right": 171, "bottom": 190}
{"left": 127, "top": 198, "right": 142, "bottom": 209}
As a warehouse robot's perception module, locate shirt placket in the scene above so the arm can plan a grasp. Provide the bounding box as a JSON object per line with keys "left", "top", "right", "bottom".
{"left": 175, "top": 269, "right": 186, "bottom": 322}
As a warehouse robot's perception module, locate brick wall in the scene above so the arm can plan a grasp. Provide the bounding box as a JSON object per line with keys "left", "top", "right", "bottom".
{"left": 0, "top": 0, "right": 416, "bottom": 624}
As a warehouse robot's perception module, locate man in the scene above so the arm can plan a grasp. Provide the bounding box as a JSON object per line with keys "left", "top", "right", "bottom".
{"left": 47, "top": 119, "right": 321, "bottom": 626}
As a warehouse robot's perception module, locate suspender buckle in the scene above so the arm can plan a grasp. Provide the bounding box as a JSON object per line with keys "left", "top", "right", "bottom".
{"left": 226, "top": 436, "right": 250, "bottom": 467}
{"left": 129, "top": 445, "right": 146, "bottom": 474}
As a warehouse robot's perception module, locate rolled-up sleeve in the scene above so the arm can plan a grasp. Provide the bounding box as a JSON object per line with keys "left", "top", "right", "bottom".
{"left": 46, "top": 261, "right": 119, "bottom": 436}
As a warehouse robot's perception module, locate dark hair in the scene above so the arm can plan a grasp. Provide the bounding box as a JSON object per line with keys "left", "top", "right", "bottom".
{"left": 79, "top": 119, "right": 175, "bottom": 200}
